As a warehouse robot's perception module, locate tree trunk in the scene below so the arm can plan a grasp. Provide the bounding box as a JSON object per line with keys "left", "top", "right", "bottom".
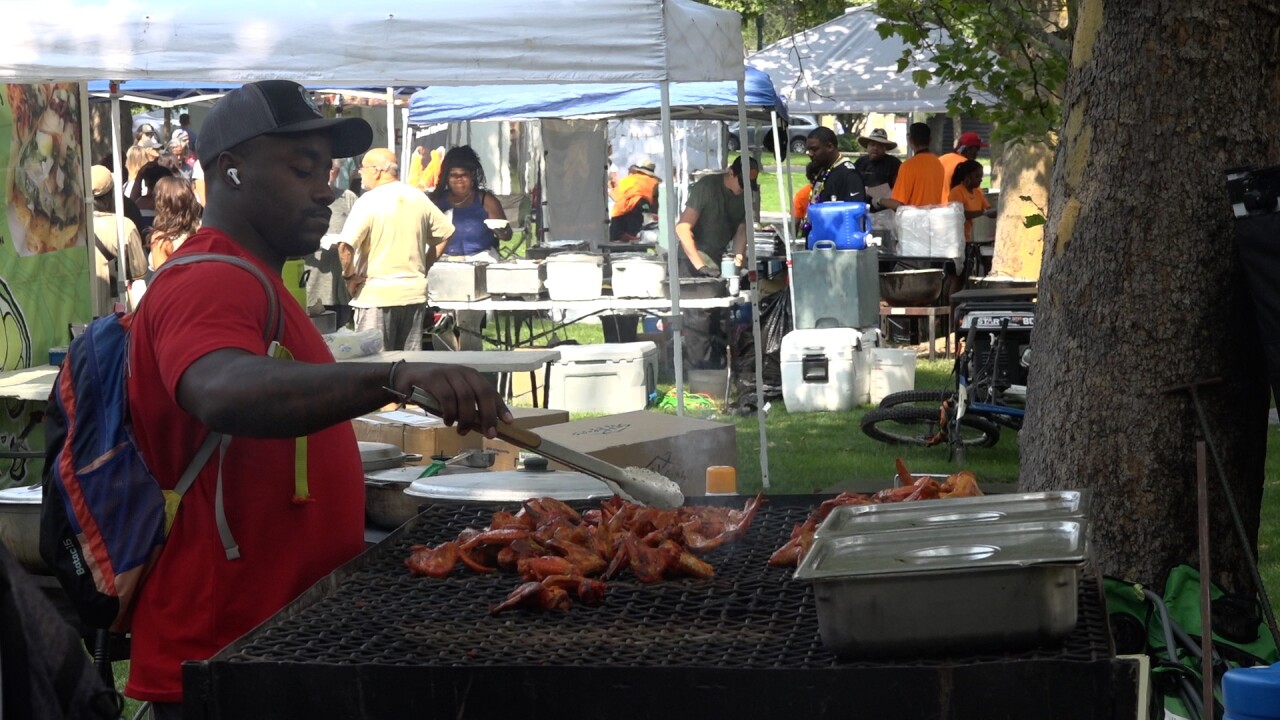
{"left": 991, "top": 140, "right": 1052, "bottom": 280}
{"left": 1022, "top": 0, "right": 1280, "bottom": 592}
{"left": 88, "top": 100, "right": 134, "bottom": 171}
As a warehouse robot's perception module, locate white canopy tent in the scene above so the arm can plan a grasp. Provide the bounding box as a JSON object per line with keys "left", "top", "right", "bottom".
{"left": 2, "top": 0, "right": 773, "bottom": 487}
{"left": 747, "top": 6, "right": 961, "bottom": 114}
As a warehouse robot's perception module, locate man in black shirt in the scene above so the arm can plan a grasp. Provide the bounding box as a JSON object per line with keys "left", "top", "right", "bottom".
{"left": 853, "top": 128, "right": 902, "bottom": 190}
{"left": 804, "top": 126, "right": 866, "bottom": 204}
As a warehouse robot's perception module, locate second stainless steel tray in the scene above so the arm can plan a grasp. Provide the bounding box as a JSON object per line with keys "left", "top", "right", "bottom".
{"left": 814, "top": 490, "right": 1090, "bottom": 539}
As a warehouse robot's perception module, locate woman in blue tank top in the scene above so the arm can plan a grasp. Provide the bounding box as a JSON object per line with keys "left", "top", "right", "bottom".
{"left": 427, "top": 146, "right": 513, "bottom": 351}
{"left": 429, "top": 146, "right": 513, "bottom": 257}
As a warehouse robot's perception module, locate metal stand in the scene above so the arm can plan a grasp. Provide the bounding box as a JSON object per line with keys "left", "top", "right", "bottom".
{"left": 1162, "top": 377, "right": 1280, "bottom": 650}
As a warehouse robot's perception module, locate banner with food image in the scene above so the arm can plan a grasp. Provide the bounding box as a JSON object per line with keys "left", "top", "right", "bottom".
{"left": 0, "top": 82, "right": 93, "bottom": 487}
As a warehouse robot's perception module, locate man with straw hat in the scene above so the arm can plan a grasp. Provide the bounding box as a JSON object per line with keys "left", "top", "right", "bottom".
{"left": 609, "top": 159, "right": 661, "bottom": 242}
{"left": 853, "top": 128, "right": 902, "bottom": 192}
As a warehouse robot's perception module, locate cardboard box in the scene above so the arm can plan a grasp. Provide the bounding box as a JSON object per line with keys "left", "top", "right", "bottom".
{"left": 483, "top": 406, "right": 571, "bottom": 470}
{"left": 535, "top": 410, "right": 737, "bottom": 497}
{"left": 352, "top": 407, "right": 482, "bottom": 464}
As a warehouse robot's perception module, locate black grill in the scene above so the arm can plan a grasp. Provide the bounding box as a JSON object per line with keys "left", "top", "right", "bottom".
{"left": 185, "top": 496, "right": 1137, "bottom": 720}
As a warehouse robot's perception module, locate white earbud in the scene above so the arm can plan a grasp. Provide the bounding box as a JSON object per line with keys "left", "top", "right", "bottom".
{"left": 226, "top": 168, "right": 241, "bottom": 186}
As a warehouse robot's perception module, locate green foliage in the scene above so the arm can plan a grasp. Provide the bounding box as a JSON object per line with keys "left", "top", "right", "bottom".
{"left": 873, "top": 0, "right": 1070, "bottom": 147}
{"left": 1018, "top": 194, "right": 1048, "bottom": 227}
{"left": 707, "top": 0, "right": 863, "bottom": 48}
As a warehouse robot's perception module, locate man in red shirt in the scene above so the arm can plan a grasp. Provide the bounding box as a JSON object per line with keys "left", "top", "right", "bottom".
{"left": 125, "top": 80, "right": 510, "bottom": 718}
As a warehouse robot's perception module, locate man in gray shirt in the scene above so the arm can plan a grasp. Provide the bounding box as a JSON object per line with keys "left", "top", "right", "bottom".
{"left": 305, "top": 160, "right": 359, "bottom": 327}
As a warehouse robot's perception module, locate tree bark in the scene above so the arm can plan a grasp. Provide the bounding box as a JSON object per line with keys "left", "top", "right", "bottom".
{"left": 991, "top": 140, "right": 1052, "bottom": 280}
{"left": 1022, "top": 0, "right": 1280, "bottom": 591}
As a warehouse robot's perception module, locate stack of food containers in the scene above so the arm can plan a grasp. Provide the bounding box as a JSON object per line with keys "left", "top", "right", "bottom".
{"left": 794, "top": 489, "right": 1091, "bottom": 659}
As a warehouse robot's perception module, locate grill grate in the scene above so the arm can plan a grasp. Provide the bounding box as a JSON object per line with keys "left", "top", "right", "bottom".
{"left": 218, "top": 497, "right": 1111, "bottom": 669}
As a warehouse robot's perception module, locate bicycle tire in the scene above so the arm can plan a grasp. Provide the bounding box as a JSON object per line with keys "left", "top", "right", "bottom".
{"left": 877, "top": 389, "right": 953, "bottom": 409}
{"left": 861, "top": 405, "right": 1001, "bottom": 448}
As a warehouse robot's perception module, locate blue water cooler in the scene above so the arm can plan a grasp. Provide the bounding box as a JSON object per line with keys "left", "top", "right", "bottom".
{"left": 1224, "top": 662, "right": 1280, "bottom": 719}
{"left": 806, "top": 201, "right": 869, "bottom": 250}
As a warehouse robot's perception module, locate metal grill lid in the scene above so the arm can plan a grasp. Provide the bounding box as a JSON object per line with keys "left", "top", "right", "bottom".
{"left": 403, "top": 468, "right": 614, "bottom": 503}
{"left": 365, "top": 465, "right": 485, "bottom": 485}
{"left": 814, "top": 491, "right": 1090, "bottom": 539}
{"left": 796, "top": 519, "right": 1087, "bottom": 581}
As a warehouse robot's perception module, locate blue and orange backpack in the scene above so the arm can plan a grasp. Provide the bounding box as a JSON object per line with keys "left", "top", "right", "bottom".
{"left": 39, "top": 253, "right": 282, "bottom": 631}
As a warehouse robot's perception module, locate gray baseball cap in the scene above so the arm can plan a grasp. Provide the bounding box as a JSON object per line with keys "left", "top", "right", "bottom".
{"left": 197, "top": 80, "right": 373, "bottom": 168}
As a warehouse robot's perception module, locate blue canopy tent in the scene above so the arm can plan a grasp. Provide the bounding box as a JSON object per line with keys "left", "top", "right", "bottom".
{"left": 407, "top": 67, "right": 787, "bottom": 124}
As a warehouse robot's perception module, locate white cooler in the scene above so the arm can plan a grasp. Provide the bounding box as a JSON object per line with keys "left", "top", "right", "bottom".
{"left": 548, "top": 341, "right": 657, "bottom": 413}
{"left": 781, "top": 328, "right": 875, "bottom": 413}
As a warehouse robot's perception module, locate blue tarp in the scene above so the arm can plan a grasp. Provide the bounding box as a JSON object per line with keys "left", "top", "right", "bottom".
{"left": 408, "top": 67, "right": 786, "bottom": 124}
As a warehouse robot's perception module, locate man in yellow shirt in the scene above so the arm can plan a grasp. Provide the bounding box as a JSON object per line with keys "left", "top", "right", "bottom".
{"left": 340, "top": 147, "right": 455, "bottom": 351}
{"left": 939, "top": 132, "right": 987, "bottom": 203}
{"left": 877, "top": 123, "right": 943, "bottom": 210}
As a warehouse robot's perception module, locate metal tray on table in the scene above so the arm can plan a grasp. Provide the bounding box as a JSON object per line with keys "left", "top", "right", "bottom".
{"left": 814, "top": 490, "right": 1090, "bottom": 539}
{"left": 795, "top": 519, "right": 1088, "bottom": 659}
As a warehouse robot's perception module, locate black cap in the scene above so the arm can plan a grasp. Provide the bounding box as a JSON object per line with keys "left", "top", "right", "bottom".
{"left": 197, "top": 80, "right": 373, "bottom": 168}
{"left": 730, "top": 155, "right": 761, "bottom": 192}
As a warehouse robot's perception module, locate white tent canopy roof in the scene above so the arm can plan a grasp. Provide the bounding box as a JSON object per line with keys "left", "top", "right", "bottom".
{"left": 748, "top": 6, "right": 959, "bottom": 114}
{"left": 1, "top": 0, "right": 743, "bottom": 85}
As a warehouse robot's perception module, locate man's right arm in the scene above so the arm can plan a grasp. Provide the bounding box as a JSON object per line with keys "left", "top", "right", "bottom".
{"left": 177, "top": 351, "right": 511, "bottom": 439}
{"left": 339, "top": 198, "right": 372, "bottom": 278}
{"left": 675, "top": 206, "right": 705, "bottom": 270}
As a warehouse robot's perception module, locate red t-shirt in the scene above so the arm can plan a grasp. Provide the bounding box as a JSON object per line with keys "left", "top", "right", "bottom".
{"left": 125, "top": 229, "right": 365, "bottom": 703}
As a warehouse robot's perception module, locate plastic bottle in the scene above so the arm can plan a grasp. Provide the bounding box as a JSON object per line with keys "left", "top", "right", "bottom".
{"left": 705, "top": 466, "right": 737, "bottom": 496}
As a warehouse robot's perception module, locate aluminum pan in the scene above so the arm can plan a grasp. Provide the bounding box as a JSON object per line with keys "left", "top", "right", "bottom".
{"left": 795, "top": 519, "right": 1086, "bottom": 580}
{"left": 814, "top": 491, "right": 1090, "bottom": 539}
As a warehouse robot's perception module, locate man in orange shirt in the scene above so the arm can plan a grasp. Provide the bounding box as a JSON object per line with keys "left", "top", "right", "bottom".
{"left": 877, "top": 123, "right": 943, "bottom": 210}
{"left": 609, "top": 159, "right": 661, "bottom": 241}
{"left": 939, "top": 131, "right": 988, "bottom": 203}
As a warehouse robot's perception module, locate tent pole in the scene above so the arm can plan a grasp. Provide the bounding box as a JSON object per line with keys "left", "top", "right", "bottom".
{"left": 400, "top": 107, "right": 411, "bottom": 183}
{"left": 109, "top": 85, "right": 128, "bottom": 314}
{"left": 737, "top": 80, "right": 770, "bottom": 489}
{"left": 773, "top": 110, "right": 798, "bottom": 331}
{"left": 659, "top": 82, "right": 685, "bottom": 416}
{"left": 386, "top": 87, "right": 396, "bottom": 158}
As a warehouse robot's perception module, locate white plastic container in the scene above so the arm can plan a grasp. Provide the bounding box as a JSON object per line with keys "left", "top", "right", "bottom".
{"left": 487, "top": 260, "right": 544, "bottom": 297}
{"left": 781, "top": 328, "right": 864, "bottom": 413}
{"left": 852, "top": 326, "right": 881, "bottom": 405}
{"left": 868, "top": 347, "right": 918, "bottom": 405}
{"left": 543, "top": 253, "right": 604, "bottom": 301}
{"left": 611, "top": 256, "right": 667, "bottom": 298}
{"left": 929, "top": 203, "right": 965, "bottom": 264}
{"left": 547, "top": 341, "right": 657, "bottom": 413}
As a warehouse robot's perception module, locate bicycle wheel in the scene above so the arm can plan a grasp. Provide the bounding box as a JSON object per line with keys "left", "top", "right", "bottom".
{"left": 861, "top": 406, "right": 1001, "bottom": 447}
{"left": 877, "top": 389, "right": 953, "bottom": 409}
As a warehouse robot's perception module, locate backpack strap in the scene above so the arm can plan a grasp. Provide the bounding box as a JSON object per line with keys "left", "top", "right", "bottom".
{"left": 151, "top": 252, "right": 284, "bottom": 346}
{"left": 147, "top": 252, "right": 284, "bottom": 560}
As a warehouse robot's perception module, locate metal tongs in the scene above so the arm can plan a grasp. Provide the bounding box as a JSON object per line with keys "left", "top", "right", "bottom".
{"left": 404, "top": 387, "right": 684, "bottom": 508}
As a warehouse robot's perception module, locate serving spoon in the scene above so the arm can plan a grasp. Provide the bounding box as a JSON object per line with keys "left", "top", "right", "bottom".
{"left": 407, "top": 388, "right": 685, "bottom": 509}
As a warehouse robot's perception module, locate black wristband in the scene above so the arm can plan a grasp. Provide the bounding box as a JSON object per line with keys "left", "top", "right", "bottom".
{"left": 386, "top": 359, "right": 407, "bottom": 397}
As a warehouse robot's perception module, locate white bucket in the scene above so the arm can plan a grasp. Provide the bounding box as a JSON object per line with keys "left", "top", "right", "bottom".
{"left": 869, "top": 348, "right": 917, "bottom": 405}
